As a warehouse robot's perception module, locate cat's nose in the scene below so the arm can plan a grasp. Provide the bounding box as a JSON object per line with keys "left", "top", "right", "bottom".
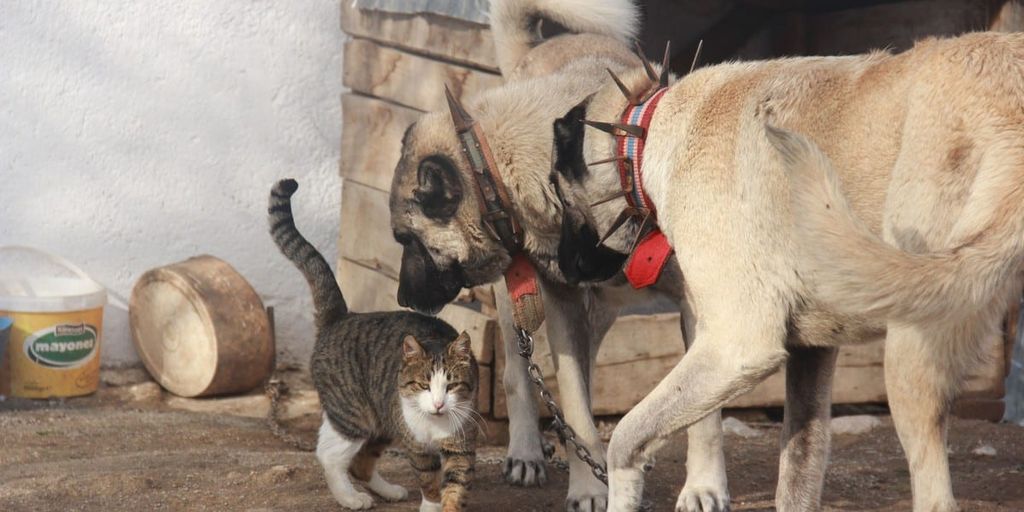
{"left": 432, "top": 400, "right": 444, "bottom": 412}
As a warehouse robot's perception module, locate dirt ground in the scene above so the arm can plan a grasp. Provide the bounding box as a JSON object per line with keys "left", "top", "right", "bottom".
{"left": 2, "top": 377, "right": 1023, "bottom": 512}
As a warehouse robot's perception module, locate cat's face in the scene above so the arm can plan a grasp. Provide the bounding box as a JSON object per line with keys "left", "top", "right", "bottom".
{"left": 398, "top": 332, "right": 476, "bottom": 425}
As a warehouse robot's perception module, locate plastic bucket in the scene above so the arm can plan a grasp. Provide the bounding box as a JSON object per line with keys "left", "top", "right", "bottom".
{"left": 0, "top": 246, "right": 107, "bottom": 398}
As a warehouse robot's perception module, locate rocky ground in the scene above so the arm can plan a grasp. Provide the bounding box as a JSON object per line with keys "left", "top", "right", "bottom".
{"left": 1, "top": 369, "right": 1023, "bottom": 511}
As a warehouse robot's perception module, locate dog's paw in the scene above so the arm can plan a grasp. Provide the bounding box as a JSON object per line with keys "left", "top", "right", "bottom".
{"left": 675, "top": 485, "right": 730, "bottom": 512}
{"left": 336, "top": 490, "right": 375, "bottom": 510}
{"left": 370, "top": 481, "right": 408, "bottom": 502}
{"left": 565, "top": 493, "right": 607, "bottom": 512}
{"left": 502, "top": 456, "right": 548, "bottom": 487}
{"left": 566, "top": 469, "right": 608, "bottom": 512}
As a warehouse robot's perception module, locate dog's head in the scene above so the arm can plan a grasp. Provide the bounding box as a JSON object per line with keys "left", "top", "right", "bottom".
{"left": 549, "top": 99, "right": 630, "bottom": 285}
{"left": 389, "top": 109, "right": 513, "bottom": 314}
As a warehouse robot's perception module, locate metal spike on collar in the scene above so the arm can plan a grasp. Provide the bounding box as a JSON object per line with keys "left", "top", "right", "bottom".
{"left": 582, "top": 119, "right": 645, "bottom": 139}
{"left": 587, "top": 155, "right": 626, "bottom": 167}
{"left": 627, "top": 211, "right": 654, "bottom": 254}
{"left": 659, "top": 41, "right": 672, "bottom": 89}
{"left": 596, "top": 208, "right": 635, "bottom": 247}
{"left": 633, "top": 40, "right": 659, "bottom": 82}
{"left": 689, "top": 39, "right": 704, "bottom": 74}
{"left": 606, "top": 68, "right": 638, "bottom": 105}
{"left": 590, "top": 190, "right": 627, "bottom": 208}
{"left": 444, "top": 84, "right": 473, "bottom": 132}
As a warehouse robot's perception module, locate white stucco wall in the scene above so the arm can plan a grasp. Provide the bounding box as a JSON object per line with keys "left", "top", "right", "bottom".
{"left": 0, "top": 1, "right": 344, "bottom": 366}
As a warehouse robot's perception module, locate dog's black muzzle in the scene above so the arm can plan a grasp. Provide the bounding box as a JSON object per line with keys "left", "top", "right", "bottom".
{"left": 397, "top": 237, "right": 465, "bottom": 314}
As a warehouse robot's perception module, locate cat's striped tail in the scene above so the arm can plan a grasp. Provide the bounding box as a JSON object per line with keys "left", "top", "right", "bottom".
{"left": 268, "top": 179, "right": 348, "bottom": 330}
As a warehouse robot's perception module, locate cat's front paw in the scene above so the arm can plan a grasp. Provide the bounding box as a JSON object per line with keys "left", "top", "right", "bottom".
{"left": 419, "top": 498, "right": 442, "bottom": 512}
{"left": 336, "top": 490, "right": 375, "bottom": 510}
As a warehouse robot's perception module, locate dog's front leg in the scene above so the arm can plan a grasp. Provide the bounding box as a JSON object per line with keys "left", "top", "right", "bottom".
{"left": 496, "top": 282, "right": 548, "bottom": 487}
{"left": 675, "top": 304, "right": 730, "bottom": 512}
{"left": 545, "top": 281, "right": 619, "bottom": 512}
{"left": 607, "top": 302, "right": 788, "bottom": 511}
{"left": 775, "top": 346, "right": 838, "bottom": 511}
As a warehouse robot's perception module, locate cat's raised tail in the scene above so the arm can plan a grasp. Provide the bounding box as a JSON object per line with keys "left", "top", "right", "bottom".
{"left": 269, "top": 179, "right": 348, "bottom": 330}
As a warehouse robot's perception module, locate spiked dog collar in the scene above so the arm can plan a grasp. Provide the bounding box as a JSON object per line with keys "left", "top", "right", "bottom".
{"left": 444, "top": 86, "right": 544, "bottom": 333}
{"left": 584, "top": 41, "right": 702, "bottom": 289}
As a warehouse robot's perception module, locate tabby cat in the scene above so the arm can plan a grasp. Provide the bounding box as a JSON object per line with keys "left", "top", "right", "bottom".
{"left": 269, "top": 179, "right": 478, "bottom": 511}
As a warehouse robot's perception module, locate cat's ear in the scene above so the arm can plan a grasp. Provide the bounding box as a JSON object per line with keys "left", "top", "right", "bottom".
{"left": 403, "top": 335, "right": 425, "bottom": 359}
{"left": 447, "top": 331, "right": 472, "bottom": 359}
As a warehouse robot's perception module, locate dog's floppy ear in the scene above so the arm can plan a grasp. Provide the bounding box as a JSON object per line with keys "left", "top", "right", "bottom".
{"left": 414, "top": 155, "right": 463, "bottom": 220}
{"left": 552, "top": 98, "right": 590, "bottom": 182}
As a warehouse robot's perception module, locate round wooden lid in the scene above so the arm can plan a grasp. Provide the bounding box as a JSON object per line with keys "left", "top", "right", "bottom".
{"left": 130, "top": 255, "right": 272, "bottom": 397}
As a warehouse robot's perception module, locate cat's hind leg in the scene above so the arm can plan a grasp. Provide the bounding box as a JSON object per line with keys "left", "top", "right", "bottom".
{"left": 350, "top": 440, "right": 409, "bottom": 502}
{"left": 317, "top": 415, "right": 374, "bottom": 509}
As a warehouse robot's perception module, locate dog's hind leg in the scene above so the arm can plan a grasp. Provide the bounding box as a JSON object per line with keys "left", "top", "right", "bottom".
{"left": 884, "top": 315, "right": 996, "bottom": 512}
{"left": 675, "top": 303, "right": 731, "bottom": 512}
{"left": 775, "top": 346, "right": 838, "bottom": 511}
{"left": 496, "top": 283, "right": 549, "bottom": 487}
{"left": 606, "top": 299, "right": 788, "bottom": 511}
{"left": 546, "top": 280, "right": 620, "bottom": 512}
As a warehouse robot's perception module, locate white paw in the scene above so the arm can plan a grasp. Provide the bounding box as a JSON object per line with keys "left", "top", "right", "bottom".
{"left": 676, "top": 485, "right": 730, "bottom": 512}
{"left": 566, "top": 468, "right": 608, "bottom": 512}
{"left": 607, "top": 467, "right": 645, "bottom": 511}
{"left": 370, "top": 480, "right": 408, "bottom": 502}
{"left": 336, "top": 491, "right": 375, "bottom": 510}
{"left": 419, "top": 498, "right": 443, "bottom": 512}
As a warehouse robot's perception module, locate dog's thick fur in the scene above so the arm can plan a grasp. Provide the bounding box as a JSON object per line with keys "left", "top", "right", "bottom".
{"left": 553, "top": 32, "right": 1024, "bottom": 511}
{"left": 389, "top": 1, "right": 731, "bottom": 510}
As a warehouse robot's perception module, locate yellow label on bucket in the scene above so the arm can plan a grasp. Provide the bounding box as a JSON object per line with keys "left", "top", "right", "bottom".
{"left": 0, "top": 308, "right": 102, "bottom": 398}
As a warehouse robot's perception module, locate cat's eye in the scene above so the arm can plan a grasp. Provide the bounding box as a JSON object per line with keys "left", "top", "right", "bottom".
{"left": 417, "top": 382, "right": 430, "bottom": 390}
{"left": 446, "top": 383, "right": 461, "bottom": 392}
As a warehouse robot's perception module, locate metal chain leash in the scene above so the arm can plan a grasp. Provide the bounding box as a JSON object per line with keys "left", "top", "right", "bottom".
{"left": 515, "top": 327, "right": 609, "bottom": 485}
{"left": 516, "top": 327, "right": 655, "bottom": 512}
{"left": 265, "top": 378, "right": 316, "bottom": 452}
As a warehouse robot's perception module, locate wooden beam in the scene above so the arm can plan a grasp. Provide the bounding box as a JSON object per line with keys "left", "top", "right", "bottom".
{"left": 338, "top": 181, "right": 402, "bottom": 279}
{"left": 344, "top": 39, "right": 502, "bottom": 112}
{"left": 340, "top": 1, "right": 499, "bottom": 72}
{"left": 339, "top": 94, "right": 421, "bottom": 192}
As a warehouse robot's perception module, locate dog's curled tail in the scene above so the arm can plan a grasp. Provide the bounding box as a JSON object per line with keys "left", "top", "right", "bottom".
{"left": 767, "top": 125, "right": 1024, "bottom": 324}
{"left": 490, "top": 0, "right": 640, "bottom": 75}
{"left": 269, "top": 179, "right": 348, "bottom": 330}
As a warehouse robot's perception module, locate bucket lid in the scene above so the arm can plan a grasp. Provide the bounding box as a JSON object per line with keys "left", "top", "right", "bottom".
{"left": 0, "top": 276, "right": 107, "bottom": 312}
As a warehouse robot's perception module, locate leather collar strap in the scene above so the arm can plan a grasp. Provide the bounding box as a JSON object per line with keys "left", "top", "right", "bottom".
{"left": 446, "top": 88, "right": 523, "bottom": 254}
{"left": 444, "top": 87, "right": 543, "bottom": 333}
{"left": 616, "top": 87, "right": 674, "bottom": 289}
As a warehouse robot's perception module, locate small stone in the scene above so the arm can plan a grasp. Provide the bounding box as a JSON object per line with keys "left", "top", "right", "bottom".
{"left": 831, "top": 415, "right": 881, "bottom": 435}
{"left": 972, "top": 444, "right": 997, "bottom": 457}
{"left": 255, "top": 465, "right": 295, "bottom": 485}
{"left": 722, "top": 416, "right": 761, "bottom": 438}
{"left": 122, "top": 382, "right": 162, "bottom": 402}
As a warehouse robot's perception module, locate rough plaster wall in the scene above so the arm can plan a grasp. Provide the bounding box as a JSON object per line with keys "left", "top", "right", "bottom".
{"left": 0, "top": 1, "right": 343, "bottom": 366}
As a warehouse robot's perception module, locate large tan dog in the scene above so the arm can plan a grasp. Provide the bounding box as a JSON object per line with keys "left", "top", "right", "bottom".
{"left": 551, "top": 32, "right": 1024, "bottom": 511}
{"left": 389, "top": 1, "right": 732, "bottom": 510}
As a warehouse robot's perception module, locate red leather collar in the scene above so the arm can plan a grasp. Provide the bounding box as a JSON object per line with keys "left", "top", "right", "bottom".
{"left": 615, "top": 87, "right": 674, "bottom": 289}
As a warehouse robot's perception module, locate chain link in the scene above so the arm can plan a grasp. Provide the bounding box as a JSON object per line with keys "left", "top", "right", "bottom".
{"left": 515, "top": 327, "right": 609, "bottom": 486}
{"left": 265, "top": 378, "right": 316, "bottom": 452}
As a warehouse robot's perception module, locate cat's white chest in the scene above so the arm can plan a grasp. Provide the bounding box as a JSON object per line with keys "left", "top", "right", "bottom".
{"left": 401, "top": 397, "right": 457, "bottom": 447}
